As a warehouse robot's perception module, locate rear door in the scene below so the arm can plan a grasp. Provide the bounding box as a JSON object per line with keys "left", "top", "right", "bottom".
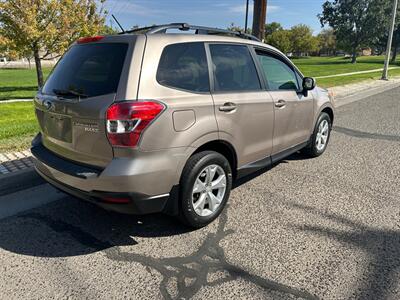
{"left": 35, "top": 38, "right": 134, "bottom": 167}
{"left": 254, "top": 49, "right": 314, "bottom": 155}
{"left": 208, "top": 43, "right": 274, "bottom": 167}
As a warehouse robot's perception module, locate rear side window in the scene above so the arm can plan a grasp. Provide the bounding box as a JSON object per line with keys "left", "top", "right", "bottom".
{"left": 157, "top": 42, "right": 209, "bottom": 92}
{"left": 42, "top": 43, "right": 128, "bottom": 98}
{"left": 209, "top": 44, "right": 261, "bottom": 92}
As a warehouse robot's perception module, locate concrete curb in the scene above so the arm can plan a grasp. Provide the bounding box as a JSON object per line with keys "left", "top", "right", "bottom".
{"left": 334, "top": 80, "right": 400, "bottom": 107}
{"left": 0, "top": 168, "right": 44, "bottom": 196}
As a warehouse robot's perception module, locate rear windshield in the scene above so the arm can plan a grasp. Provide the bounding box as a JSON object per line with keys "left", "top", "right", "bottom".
{"left": 42, "top": 43, "right": 128, "bottom": 98}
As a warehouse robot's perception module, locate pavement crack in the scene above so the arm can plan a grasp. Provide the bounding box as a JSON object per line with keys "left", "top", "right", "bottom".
{"left": 104, "top": 209, "right": 318, "bottom": 300}
{"left": 15, "top": 211, "right": 317, "bottom": 299}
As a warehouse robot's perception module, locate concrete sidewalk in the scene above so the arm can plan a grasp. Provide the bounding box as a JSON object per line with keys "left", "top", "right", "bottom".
{"left": 328, "top": 77, "right": 400, "bottom": 100}
{"left": 0, "top": 99, "right": 33, "bottom": 103}
{"left": 0, "top": 150, "right": 34, "bottom": 175}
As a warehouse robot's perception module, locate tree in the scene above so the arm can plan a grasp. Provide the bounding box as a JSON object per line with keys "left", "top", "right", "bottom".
{"left": 374, "top": 24, "right": 400, "bottom": 61}
{"left": 227, "top": 23, "right": 251, "bottom": 34}
{"left": 289, "top": 24, "right": 319, "bottom": 56}
{"left": 101, "top": 24, "right": 119, "bottom": 35}
{"left": 319, "top": 0, "right": 390, "bottom": 63}
{"left": 266, "top": 30, "right": 291, "bottom": 53}
{"left": 391, "top": 26, "right": 400, "bottom": 62}
{"left": 265, "top": 22, "right": 283, "bottom": 36}
{"left": 318, "top": 28, "right": 337, "bottom": 56}
{"left": 0, "top": 0, "right": 107, "bottom": 87}
{"left": 0, "top": 34, "right": 18, "bottom": 60}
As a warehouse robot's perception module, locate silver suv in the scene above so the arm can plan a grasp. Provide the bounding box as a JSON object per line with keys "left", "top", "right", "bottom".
{"left": 32, "top": 24, "right": 334, "bottom": 227}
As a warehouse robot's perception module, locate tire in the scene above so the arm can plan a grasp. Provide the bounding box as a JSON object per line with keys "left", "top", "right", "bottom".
{"left": 178, "top": 151, "right": 232, "bottom": 228}
{"left": 303, "top": 112, "right": 332, "bottom": 158}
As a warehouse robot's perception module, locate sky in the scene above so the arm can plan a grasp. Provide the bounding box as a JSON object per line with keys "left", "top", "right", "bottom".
{"left": 103, "top": 0, "right": 327, "bottom": 34}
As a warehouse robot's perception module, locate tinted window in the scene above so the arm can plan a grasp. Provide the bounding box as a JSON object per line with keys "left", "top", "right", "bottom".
{"left": 209, "top": 44, "right": 261, "bottom": 92}
{"left": 157, "top": 43, "right": 209, "bottom": 92}
{"left": 42, "top": 43, "right": 128, "bottom": 98}
{"left": 256, "top": 51, "right": 299, "bottom": 91}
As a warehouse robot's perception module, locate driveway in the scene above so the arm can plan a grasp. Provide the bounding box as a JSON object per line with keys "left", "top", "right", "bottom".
{"left": 0, "top": 87, "right": 399, "bottom": 299}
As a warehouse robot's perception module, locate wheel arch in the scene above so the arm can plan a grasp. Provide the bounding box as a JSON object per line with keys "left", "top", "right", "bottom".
{"left": 191, "top": 140, "right": 238, "bottom": 179}
{"left": 321, "top": 106, "right": 334, "bottom": 124}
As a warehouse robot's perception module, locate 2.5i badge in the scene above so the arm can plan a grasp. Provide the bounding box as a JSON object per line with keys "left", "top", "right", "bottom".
{"left": 73, "top": 121, "right": 100, "bottom": 133}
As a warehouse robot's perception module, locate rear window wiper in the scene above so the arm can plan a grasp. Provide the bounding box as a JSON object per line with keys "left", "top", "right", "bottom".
{"left": 53, "top": 88, "right": 88, "bottom": 99}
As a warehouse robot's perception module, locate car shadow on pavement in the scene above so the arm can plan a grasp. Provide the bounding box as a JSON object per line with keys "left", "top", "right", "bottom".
{"left": 0, "top": 196, "right": 318, "bottom": 300}
{"left": 287, "top": 201, "right": 400, "bottom": 300}
{"left": 0, "top": 197, "right": 190, "bottom": 257}
{"left": 233, "top": 151, "right": 312, "bottom": 189}
{"left": 333, "top": 126, "right": 400, "bottom": 142}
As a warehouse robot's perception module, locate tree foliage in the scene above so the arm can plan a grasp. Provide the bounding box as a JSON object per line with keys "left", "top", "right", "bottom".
{"left": 266, "top": 30, "right": 291, "bottom": 53}
{"left": 289, "top": 24, "right": 320, "bottom": 56}
{"left": 0, "top": 0, "right": 107, "bottom": 86}
{"left": 265, "top": 24, "right": 320, "bottom": 56}
{"left": 319, "top": 0, "right": 390, "bottom": 63}
{"left": 318, "top": 28, "right": 337, "bottom": 56}
{"left": 0, "top": 34, "right": 19, "bottom": 60}
{"left": 373, "top": 7, "right": 400, "bottom": 62}
{"left": 265, "top": 22, "right": 283, "bottom": 36}
{"left": 227, "top": 23, "right": 251, "bottom": 34}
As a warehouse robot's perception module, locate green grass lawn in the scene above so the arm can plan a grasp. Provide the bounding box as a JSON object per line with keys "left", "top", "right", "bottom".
{"left": 292, "top": 55, "right": 400, "bottom": 78}
{"left": 317, "top": 68, "right": 400, "bottom": 88}
{"left": 0, "top": 102, "right": 38, "bottom": 153}
{"left": 0, "top": 68, "right": 51, "bottom": 100}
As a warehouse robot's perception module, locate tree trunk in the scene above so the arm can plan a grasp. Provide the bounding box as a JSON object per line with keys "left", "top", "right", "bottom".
{"left": 33, "top": 47, "right": 44, "bottom": 88}
{"left": 351, "top": 49, "right": 357, "bottom": 64}
{"left": 392, "top": 46, "right": 398, "bottom": 63}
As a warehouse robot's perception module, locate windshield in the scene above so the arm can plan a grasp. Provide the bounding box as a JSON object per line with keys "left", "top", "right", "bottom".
{"left": 42, "top": 43, "right": 128, "bottom": 98}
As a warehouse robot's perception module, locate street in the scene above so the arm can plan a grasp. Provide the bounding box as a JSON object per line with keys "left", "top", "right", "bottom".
{"left": 0, "top": 87, "right": 399, "bottom": 300}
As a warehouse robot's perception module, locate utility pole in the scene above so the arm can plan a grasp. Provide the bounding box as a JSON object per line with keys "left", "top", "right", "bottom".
{"left": 245, "top": 0, "right": 249, "bottom": 33}
{"left": 252, "top": 0, "right": 267, "bottom": 41}
{"left": 382, "top": 0, "right": 399, "bottom": 80}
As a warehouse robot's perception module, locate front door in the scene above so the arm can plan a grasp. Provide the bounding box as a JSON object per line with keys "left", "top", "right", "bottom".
{"left": 208, "top": 43, "right": 274, "bottom": 167}
{"left": 254, "top": 50, "right": 314, "bottom": 155}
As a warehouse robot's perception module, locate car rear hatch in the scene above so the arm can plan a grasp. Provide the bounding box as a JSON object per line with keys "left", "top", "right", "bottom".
{"left": 34, "top": 35, "right": 141, "bottom": 168}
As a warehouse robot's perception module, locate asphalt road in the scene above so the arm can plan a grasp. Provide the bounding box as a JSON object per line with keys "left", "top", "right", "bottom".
{"left": 0, "top": 87, "right": 399, "bottom": 300}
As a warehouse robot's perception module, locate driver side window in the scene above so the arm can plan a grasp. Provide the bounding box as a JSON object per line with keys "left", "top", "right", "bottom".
{"left": 256, "top": 51, "right": 299, "bottom": 91}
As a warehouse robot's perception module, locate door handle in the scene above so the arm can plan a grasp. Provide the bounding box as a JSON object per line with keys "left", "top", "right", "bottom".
{"left": 275, "top": 99, "right": 286, "bottom": 108}
{"left": 219, "top": 102, "right": 237, "bottom": 112}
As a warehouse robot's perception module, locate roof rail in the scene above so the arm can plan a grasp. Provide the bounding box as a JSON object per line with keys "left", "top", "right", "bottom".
{"left": 122, "top": 23, "right": 260, "bottom": 42}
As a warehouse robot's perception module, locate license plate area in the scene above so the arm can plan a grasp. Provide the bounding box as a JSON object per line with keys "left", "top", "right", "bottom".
{"left": 42, "top": 111, "right": 72, "bottom": 143}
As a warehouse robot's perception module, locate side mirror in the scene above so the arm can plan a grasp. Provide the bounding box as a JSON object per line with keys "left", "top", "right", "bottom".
{"left": 302, "top": 77, "right": 316, "bottom": 97}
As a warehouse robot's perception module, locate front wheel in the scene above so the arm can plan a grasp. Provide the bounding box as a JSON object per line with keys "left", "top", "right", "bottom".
{"left": 303, "top": 112, "right": 332, "bottom": 157}
{"left": 179, "top": 151, "right": 232, "bottom": 228}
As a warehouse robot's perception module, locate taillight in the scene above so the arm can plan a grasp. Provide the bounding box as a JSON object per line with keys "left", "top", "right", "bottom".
{"left": 106, "top": 101, "right": 165, "bottom": 147}
{"left": 77, "top": 36, "right": 104, "bottom": 44}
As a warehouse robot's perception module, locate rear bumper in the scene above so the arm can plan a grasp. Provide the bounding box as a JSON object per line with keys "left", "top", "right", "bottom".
{"left": 35, "top": 167, "right": 171, "bottom": 214}
{"left": 31, "top": 134, "right": 184, "bottom": 215}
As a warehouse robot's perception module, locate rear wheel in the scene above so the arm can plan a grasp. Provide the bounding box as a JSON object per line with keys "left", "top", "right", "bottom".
{"left": 303, "top": 112, "right": 332, "bottom": 157}
{"left": 179, "top": 151, "right": 232, "bottom": 228}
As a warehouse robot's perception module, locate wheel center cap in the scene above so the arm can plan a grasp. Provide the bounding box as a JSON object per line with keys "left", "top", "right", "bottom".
{"left": 206, "top": 186, "right": 211, "bottom": 192}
